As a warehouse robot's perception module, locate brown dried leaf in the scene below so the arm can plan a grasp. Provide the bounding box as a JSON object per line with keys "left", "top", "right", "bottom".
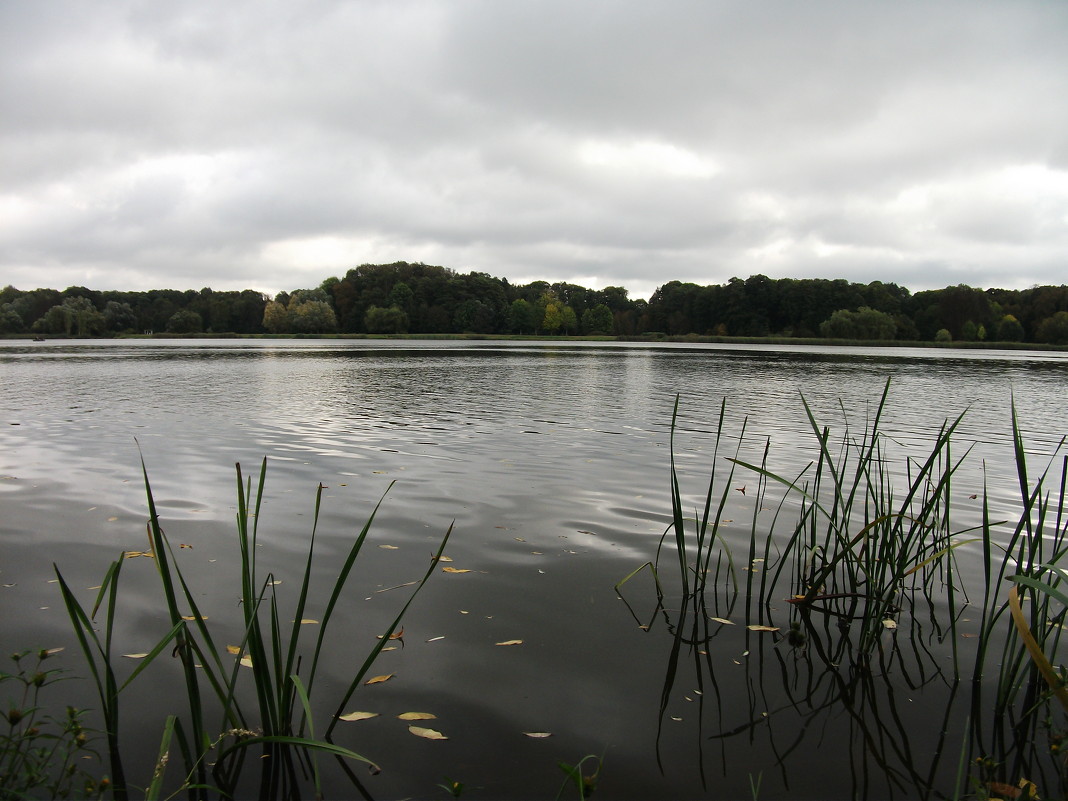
{"left": 181, "top": 615, "right": 207, "bottom": 621}
{"left": 124, "top": 551, "right": 154, "bottom": 559}
{"left": 495, "top": 640, "right": 523, "bottom": 646}
{"left": 226, "top": 645, "right": 241, "bottom": 655}
{"left": 408, "top": 725, "right": 447, "bottom": 740}
{"left": 365, "top": 674, "right": 394, "bottom": 685}
{"left": 398, "top": 712, "right": 436, "bottom": 720}
{"left": 746, "top": 625, "right": 780, "bottom": 632}
{"left": 710, "top": 617, "right": 734, "bottom": 625}
{"left": 442, "top": 566, "right": 471, "bottom": 573}
{"left": 379, "top": 544, "right": 399, "bottom": 550}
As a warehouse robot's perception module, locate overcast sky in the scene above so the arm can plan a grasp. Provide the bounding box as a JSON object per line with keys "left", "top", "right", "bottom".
{"left": 2, "top": 1, "right": 1066, "bottom": 301}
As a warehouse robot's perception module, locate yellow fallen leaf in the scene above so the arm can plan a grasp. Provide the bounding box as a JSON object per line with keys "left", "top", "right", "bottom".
{"left": 746, "top": 625, "right": 780, "bottom": 632}
{"left": 124, "top": 551, "right": 154, "bottom": 559}
{"left": 365, "top": 674, "right": 393, "bottom": 685}
{"left": 377, "top": 628, "right": 404, "bottom": 640}
{"left": 437, "top": 555, "right": 453, "bottom": 562}
{"left": 523, "top": 732, "right": 552, "bottom": 738}
{"left": 495, "top": 640, "right": 523, "bottom": 646}
{"left": 179, "top": 543, "right": 193, "bottom": 549}
{"left": 398, "top": 712, "right": 436, "bottom": 720}
{"left": 181, "top": 615, "right": 207, "bottom": 621}
{"left": 408, "top": 725, "right": 447, "bottom": 740}
{"left": 123, "top": 653, "right": 149, "bottom": 659}
{"left": 240, "top": 655, "right": 253, "bottom": 668}
{"left": 379, "top": 544, "right": 399, "bottom": 550}
{"left": 300, "top": 619, "right": 319, "bottom": 625}
{"left": 107, "top": 516, "right": 119, "bottom": 522}
{"left": 710, "top": 617, "right": 734, "bottom": 625}
{"left": 882, "top": 619, "right": 898, "bottom": 630}
{"left": 442, "top": 567, "right": 471, "bottom": 573}
{"left": 226, "top": 645, "right": 241, "bottom": 655}
{"left": 338, "top": 711, "right": 379, "bottom": 722}
{"left": 426, "top": 636, "right": 445, "bottom": 642}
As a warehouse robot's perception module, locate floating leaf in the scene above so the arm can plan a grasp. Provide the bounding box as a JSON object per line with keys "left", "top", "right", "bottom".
{"left": 124, "top": 551, "right": 154, "bottom": 559}
{"left": 409, "top": 725, "right": 447, "bottom": 740}
{"left": 181, "top": 615, "right": 207, "bottom": 621}
{"left": 523, "top": 731, "right": 552, "bottom": 738}
{"left": 338, "top": 711, "right": 379, "bottom": 722}
{"left": 240, "top": 655, "right": 253, "bottom": 668}
{"left": 437, "top": 555, "right": 453, "bottom": 562}
{"left": 107, "top": 516, "right": 119, "bottom": 522}
{"left": 882, "top": 619, "right": 898, "bottom": 630}
{"left": 746, "top": 625, "right": 779, "bottom": 632}
{"left": 123, "top": 653, "right": 149, "bottom": 659}
{"left": 226, "top": 645, "right": 241, "bottom": 655}
{"left": 710, "top": 617, "right": 734, "bottom": 625}
{"left": 300, "top": 619, "right": 319, "bottom": 625}
{"left": 379, "top": 544, "right": 399, "bottom": 550}
{"left": 442, "top": 567, "right": 471, "bottom": 573}
{"left": 398, "top": 712, "right": 436, "bottom": 720}
{"left": 495, "top": 639, "right": 523, "bottom": 646}
{"left": 365, "top": 674, "right": 393, "bottom": 685}
{"left": 426, "top": 636, "right": 445, "bottom": 642}
{"left": 179, "top": 543, "right": 193, "bottom": 549}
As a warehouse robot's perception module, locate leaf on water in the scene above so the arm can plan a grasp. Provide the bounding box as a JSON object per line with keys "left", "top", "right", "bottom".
{"left": 459, "top": 610, "right": 469, "bottom": 614}
{"left": 107, "top": 516, "right": 119, "bottom": 522}
{"left": 408, "top": 725, "right": 447, "bottom": 740}
{"left": 270, "top": 580, "right": 283, "bottom": 585}
{"left": 398, "top": 712, "right": 436, "bottom": 720}
{"left": 710, "top": 617, "right": 734, "bottom": 625}
{"left": 671, "top": 716, "right": 683, "bottom": 721}
{"left": 882, "top": 619, "right": 898, "bottom": 630}
{"left": 123, "top": 653, "right": 149, "bottom": 659}
{"left": 437, "top": 555, "right": 454, "bottom": 562}
{"left": 124, "top": 551, "right": 154, "bottom": 559}
{"left": 179, "top": 543, "right": 193, "bottom": 549}
{"left": 226, "top": 645, "right": 241, "bottom": 655}
{"left": 495, "top": 640, "right": 523, "bottom": 646}
{"left": 377, "top": 628, "right": 404, "bottom": 640}
{"left": 961, "top": 632, "right": 978, "bottom": 638}
{"left": 442, "top": 567, "right": 471, "bottom": 573}
{"left": 746, "top": 625, "right": 779, "bottom": 632}
{"left": 181, "top": 615, "right": 207, "bottom": 621}
{"left": 381, "top": 646, "right": 398, "bottom": 652}
{"left": 365, "top": 674, "right": 393, "bottom": 685}
{"left": 379, "top": 544, "right": 399, "bottom": 550}
{"left": 240, "top": 655, "right": 253, "bottom": 668}
{"left": 44, "top": 647, "right": 64, "bottom": 656}
{"left": 426, "top": 636, "right": 445, "bottom": 642}
{"left": 523, "top": 732, "right": 552, "bottom": 738}
{"left": 300, "top": 619, "right": 319, "bottom": 625}
{"left": 514, "top": 537, "right": 526, "bottom": 542}
{"left": 338, "top": 711, "right": 379, "bottom": 722}
{"left": 577, "top": 530, "right": 596, "bottom": 535}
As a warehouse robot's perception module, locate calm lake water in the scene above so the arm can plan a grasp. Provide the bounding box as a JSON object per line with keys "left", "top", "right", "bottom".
{"left": 2, "top": 339, "right": 1067, "bottom": 799}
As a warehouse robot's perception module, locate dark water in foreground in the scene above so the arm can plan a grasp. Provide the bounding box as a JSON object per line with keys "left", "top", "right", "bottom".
{"left": 2, "top": 339, "right": 1067, "bottom": 799}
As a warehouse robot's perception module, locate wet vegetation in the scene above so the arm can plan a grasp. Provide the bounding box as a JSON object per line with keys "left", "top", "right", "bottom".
{"left": 616, "top": 381, "right": 1068, "bottom": 798}
{"left": 3, "top": 264, "right": 1068, "bottom": 344}
{"left": 52, "top": 458, "right": 451, "bottom": 799}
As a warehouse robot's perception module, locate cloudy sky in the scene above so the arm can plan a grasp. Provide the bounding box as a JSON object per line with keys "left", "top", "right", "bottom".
{"left": 2, "top": 1, "right": 1066, "bottom": 301}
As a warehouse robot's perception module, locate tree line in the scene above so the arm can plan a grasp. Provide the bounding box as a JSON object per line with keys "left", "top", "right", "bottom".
{"left": 3, "top": 263, "right": 1068, "bottom": 345}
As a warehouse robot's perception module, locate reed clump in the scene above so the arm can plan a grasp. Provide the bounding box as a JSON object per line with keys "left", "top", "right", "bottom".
{"left": 54, "top": 457, "right": 451, "bottom": 800}
{"left": 619, "top": 379, "right": 1068, "bottom": 797}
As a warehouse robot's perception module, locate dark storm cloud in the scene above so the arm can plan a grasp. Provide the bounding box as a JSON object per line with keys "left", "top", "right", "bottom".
{"left": 2, "top": 1, "right": 1066, "bottom": 298}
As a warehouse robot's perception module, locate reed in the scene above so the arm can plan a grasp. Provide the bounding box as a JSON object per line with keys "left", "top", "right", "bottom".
{"left": 55, "top": 456, "right": 451, "bottom": 799}
{"left": 622, "top": 381, "right": 1068, "bottom": 796}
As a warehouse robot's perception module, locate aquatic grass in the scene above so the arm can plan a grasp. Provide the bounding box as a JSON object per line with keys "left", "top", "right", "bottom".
{"left": 56, "top": 456, "right": 451, "bottom": 799}
{"left": 625, "top": 382, "right": 1068, "bottom": 796}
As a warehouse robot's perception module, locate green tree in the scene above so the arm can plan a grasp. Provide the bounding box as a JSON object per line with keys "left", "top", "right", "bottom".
{"left": 542, "top": 302, "right": 564, "bottom": 335}
{"left": 935, "top": 328, "right": 953, "bottom": 343}
{"left": 581, "top": 304, "right": 614, "bottom": 335}
{"left": 997, "top": 314, "right": 1024, "bottom": 342}
{"left": 819, "top": 307, "right": 896, "bottom": 340}
{"left": 290, "top": 300, "right": 338, "bottom": 334}
{"left": 262, "top": 301, "right": 289, "bottom": 334}
{"left": 560, "top": 305, "right": 578, "bottom": 335}
{"left": 166, "top": 308, "right": 204, "bottom": 334}
{"left": 1036, "top": 311, "right": 1068, "bottom": 345}
{"left": 363, "top": 305, "right": 409, "bottom": 334}
{"left": 508, "top": 299, "right": 537, "bottom": 334}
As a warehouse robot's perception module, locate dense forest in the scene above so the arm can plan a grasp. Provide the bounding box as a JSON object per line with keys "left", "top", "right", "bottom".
{"left": 3, "top": 263, "right": 1068, "bottom": 344}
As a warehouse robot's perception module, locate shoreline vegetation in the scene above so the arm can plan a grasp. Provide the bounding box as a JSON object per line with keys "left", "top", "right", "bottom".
{"left": 3, "top": 265, "right": 1068, "bottom": 346}
{"left": 4, "top": 330, "right": 1068, "bottom": 353}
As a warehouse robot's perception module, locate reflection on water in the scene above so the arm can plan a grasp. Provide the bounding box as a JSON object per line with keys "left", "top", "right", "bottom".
{"left": 1, "top": 339, "right": 1066, "bottom": 798}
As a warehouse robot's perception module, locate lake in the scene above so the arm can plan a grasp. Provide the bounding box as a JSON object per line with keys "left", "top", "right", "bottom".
{"left": 2, "top": 339, "right": 1067, "bottom": 799}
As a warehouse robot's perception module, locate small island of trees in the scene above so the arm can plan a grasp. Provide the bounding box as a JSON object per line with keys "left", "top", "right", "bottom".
{"left": 3, "top": 263, "right": 1068, "bottom": 346}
